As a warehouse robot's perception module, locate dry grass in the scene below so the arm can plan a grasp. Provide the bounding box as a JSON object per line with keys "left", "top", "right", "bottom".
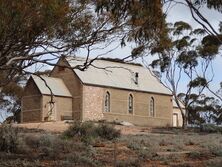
{"left": 120, "top": 130, "right": 222, "bottom": 166}
{"left": 1, "top": 123, "right": 222, "bottom": 167}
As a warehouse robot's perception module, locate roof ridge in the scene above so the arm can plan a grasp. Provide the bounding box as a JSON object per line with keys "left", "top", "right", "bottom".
{"left": 32, "top": 75, "right": 63, "bottom": 81}
{"left": 65, "top": 57, "right": 172, "bottom": 95}
{"left": 65, "top": 56, "right": 143, "bottom": 67}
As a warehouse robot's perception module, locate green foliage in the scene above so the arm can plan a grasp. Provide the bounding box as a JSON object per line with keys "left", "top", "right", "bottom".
{"left": 194, "top": 0, "right": 222, "bottom": 12}
{"left": 174, "top": 37, "right": 189, "bottom": 50}
{"left": 0, "top": 125, "right": 19, "bottom": 153}
{"left": 187, "top": 94, "right": 222, "bottom": 125}
{"left": 173, "top": 21, "right": 192, "bottom": 35}
{"left": 192, "top": 28, "right": 206, "bottom": 35}
{"left": 199, "top": 34, "right": 222, "bottom": 58}
{"left": 189, "top": 77, "right": 207, "bottom": 88}
{"left": 0, "top": 73, "right": 24, "bottom": 122}
{"left": 94, "top": 0, "right": 169, "bottom": 58}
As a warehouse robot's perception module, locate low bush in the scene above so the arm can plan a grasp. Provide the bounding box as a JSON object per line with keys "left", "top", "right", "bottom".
{"left": 127, "top": 140, "right": 142, "bottom": 150}
{"left": 63, "top": 121, "right": 120, "bottom": 144}
{"left": 200, "top": 124, "right": 222, "bottom": 133}
{"left": 95, "top": 123, "right": 120, "bottom": 140}
{"left": 25, "top": 135, "right": 40, "bottom": 149}
{"left": 38, "top": 134, "right": 69, "bottom": 160}
{"left": 0, "top": 125, "right": 19, "bottom": 153}
{"left": 116, "top": 158, "right": 141, "bottom": 167}
{"left": 188, "top": 151, "right": 202, "bottom": 159}
{"left": 206, "top": 158, "right": 222, "bottom": 167}
{"left": 208, "top": 145, "right": 222, "bottom": 156}
{"left": 64, "top": 152, "right": 99, "bottom": 167}
{"left": 159, "top": 139, "right": 169, "bottom": 146}
{"left": 0, "top": 159, "right": 42, "bottom": 167}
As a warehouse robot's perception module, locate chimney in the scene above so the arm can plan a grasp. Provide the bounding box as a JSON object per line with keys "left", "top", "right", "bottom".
{"left": 135, "top": 72, "right": 139, "bottom": 85}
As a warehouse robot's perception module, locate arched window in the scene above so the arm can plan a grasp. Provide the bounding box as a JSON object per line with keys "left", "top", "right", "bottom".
{"left": 150, "top": 97, "right": 155, "bottom": 117}
{"left": 128, "top": 94, "right": 133, "bottom": 114}
{"left": 104, "top": 91, "right": 110, "bottom": 112}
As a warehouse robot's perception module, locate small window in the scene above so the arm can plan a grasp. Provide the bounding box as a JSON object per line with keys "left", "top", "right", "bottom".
{"left": 128, "top": 94, "right": 133, "bottom": 114}
{"left": 150, "top": 97, "right": 155, "bottom": 117}
{"left": 104, "top": 91, "right": 110, "bottom": 112}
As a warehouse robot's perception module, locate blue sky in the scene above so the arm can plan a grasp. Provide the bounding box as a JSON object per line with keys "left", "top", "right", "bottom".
{"left": 165, "top": 3, "right": 222, "bottom": 93}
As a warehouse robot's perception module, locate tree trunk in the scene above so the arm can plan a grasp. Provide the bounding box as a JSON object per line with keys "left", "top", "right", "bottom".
{"left": 182, "top": 109, "right": 188, "bottom": 129}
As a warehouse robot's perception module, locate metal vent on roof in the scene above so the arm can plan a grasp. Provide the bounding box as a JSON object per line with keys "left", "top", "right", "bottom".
{"left": 130, "top": 72, "right": 139, "bottom": 85}
{"left": 135, "top": 72, "right": 139, "bottom": 84}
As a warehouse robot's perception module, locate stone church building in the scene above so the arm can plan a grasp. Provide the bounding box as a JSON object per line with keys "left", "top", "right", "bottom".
{"left": 21, "top": 57, "right": 183, "bottom": 127}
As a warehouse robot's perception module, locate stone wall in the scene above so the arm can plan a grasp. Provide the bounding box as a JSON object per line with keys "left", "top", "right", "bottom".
{"left": 82, "top": 85, "right": 173, "bottom": 127}
{"left": 82, "top": 85, "right": 104, "bottom": 121}
{"left": 21, "top": 78, "right": 42, "bottom": 123}
{"left": 50, "top": 58, "right": 82, "bottom": 120}
{"left": 42, "top": 95, "right": 73, "bottom": 121}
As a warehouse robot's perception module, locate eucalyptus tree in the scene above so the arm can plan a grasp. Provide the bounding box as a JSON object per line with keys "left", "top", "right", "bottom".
{"left": 0, "top": 0, "right": 127, "bottom": 86}
{"left": 149, "top": 21, "right": 219, "bottom": 128}
{"left": 186, "top": 93, "right": 222, "bottom": 125}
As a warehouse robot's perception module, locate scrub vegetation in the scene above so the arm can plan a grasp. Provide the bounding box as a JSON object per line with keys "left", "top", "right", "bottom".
{"left": 0, "top": 122, "right": 222, "bottom": 167}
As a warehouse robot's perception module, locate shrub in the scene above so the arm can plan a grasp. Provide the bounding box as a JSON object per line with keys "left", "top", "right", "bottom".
{"left": 208, "top": 145, "right": 222, "bottom": 156}
{"left": 63, "top": 121, "right": 95, "bottom": 138}
{"left": 0, "top": 159, "right": 42, "bottom": 167}
{"left": 64, "top": 152, "right": 99, "bottom": 167}
{"left": 38, "top": 134, "right": 65, "bottom": 159}
{"left": 116, "top": 158, "right": 141, "bottom": 167}
{"left": 63, "top": 121, "right": 120, "bottom": 144}
{"left": 95, "top": 124, "right": 120, "bottom": 140}
{"left": 138, "top": 147, "right": 157, "bottom": 160}
{"left": 188, "top": 151, "right": 202, "bottom": 159}
{"left": 0, "top": 125, "right": 19, "bottom": 153}
{"left": 200, "top": 124, "right": 222, "bottom": 133}
{"left": 25, "top": 135, "right": 40, "bottom": 149}
{"left": 159, "top": 139, "right": 169, "bottom": 146}
{"left": 127, "top": 140, "right": 142, "bottom": 150}
{"left": 206, "top": 158, "right": 222, "bottom": 167}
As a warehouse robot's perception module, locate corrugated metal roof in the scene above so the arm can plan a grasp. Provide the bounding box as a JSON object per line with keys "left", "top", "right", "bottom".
{"left": 31, "top": 75, "right": 72, "bottom": 97}
{"left": 66, "top": 57, "right": 172, "bottom": 95}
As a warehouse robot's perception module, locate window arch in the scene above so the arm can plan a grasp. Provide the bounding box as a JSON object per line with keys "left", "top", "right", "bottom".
{"left": 128, "top": 94, "right": 133, "bottom": 114}
{"left": 104, "top": 91, "right": 110, "bottom": 112}
{"left": 150, "top": 97, "right": 155, "bottom": 117}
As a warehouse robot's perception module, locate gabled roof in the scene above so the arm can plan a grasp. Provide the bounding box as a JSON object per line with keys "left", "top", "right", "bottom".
{"left": 31, "top": 75, "right": 72, "bottom": 97}
{"left": 66, "top": 57, "right": 172, "bottom": 95}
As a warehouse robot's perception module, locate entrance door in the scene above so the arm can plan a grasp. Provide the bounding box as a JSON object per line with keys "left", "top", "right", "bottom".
{"left": 47, "top": 103, "right": 56, "bottom": 121}
{"left": 173, "top": 113, "right": 178, "bottom": 127}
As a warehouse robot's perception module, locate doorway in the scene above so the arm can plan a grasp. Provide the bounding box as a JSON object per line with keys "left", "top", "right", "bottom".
{"left": 173, "top": 113, "right": 178, "bottom": 127}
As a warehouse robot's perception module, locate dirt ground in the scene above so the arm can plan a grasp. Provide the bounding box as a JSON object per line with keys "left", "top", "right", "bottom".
{"left": 14, "top": 121, "right": 153, "bottom": 135}
{"left": 13, "top": 121, "right": 70, "bottom": 133}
